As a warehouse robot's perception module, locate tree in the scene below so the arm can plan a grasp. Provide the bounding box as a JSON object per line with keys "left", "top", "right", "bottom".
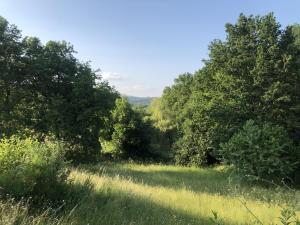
{"left": 220, "top": 120, "right": 299, "bottom": 181}
{"left": 0, "top": 16, "right": 119, "bottom": 162}
{"left": 0, "top": 16, "right": 25, "bottom": 136}
{"left": 107, "top": 98, "right": 153, "bottom": 159}
{"left": 161, "top": 73, "right": 194, "bottom": 132}
{"left": 161, "top": 13, "right": 300, "bottom": 167}
{"left": 147, "top": 98, "right": 174, "bottom": 155}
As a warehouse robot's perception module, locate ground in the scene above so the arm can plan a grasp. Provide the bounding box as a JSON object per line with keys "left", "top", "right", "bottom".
{"left": 65, "top": 162, "right": 299, "bottom": 225}
{"left": 1, "top": 162, "right": 299, "bottom": 225}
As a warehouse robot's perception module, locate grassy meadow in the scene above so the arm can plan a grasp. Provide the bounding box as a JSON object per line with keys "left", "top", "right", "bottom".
{"left": 3, "top": 162, "right": 298, "bottom": 225}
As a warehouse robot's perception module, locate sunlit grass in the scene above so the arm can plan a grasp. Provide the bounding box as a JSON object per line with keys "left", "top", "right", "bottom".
{"left": 0, "top": 198, "right": 67, "bottom": 225}
{"left": 68, "top": 162, "right": 299, "bottom": 225}
{"left": 1, "top": 162, "right": 299, "bottom": 225}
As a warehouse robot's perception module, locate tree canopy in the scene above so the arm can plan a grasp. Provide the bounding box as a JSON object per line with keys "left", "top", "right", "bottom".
{"left": 161, "top": 13, "right": 300, "bottom": 169}
{"left": 0, "top": 16, "right": 119, "bottom": 162}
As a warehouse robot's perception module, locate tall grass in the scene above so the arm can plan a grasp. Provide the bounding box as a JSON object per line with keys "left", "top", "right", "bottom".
{"left": 1, "top": 162, "right": 299, "bottom": 225}
{"left": 0, "top": 198, "right": 67, "bottom": 225}
{"left": 69, "top": 163, "right": 299, "bottom": 225}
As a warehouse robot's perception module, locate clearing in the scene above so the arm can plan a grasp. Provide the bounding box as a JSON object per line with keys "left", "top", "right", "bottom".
{"left": 64, "top": 162, "right": 300, "bottom": 225}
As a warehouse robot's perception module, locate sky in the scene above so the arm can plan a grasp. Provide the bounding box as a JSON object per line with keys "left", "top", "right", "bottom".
{"left": 1, "top": 1, "right": 300, "bottom": 97}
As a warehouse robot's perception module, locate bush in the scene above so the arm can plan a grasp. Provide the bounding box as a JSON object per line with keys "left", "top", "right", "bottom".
{"left": 105, "top": 98, "right": 155, "bottom": 160}
{"left": 0, "top": 136, "right": 68, "bottom": 202}
{"left": 174, "top": 128, "right": 218, "bottom": 167}
{"left": 174, "top": 135, "right": 207, "bottom": 167}
{"left": 220, "top": 120, "right": 299, "bottom": 182}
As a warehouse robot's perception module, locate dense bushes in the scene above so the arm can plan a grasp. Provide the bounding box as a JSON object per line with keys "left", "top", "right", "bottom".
{"left": 0, "top": 137, "right": 68, "bottom": 201}
{"left": 221, "top": 120, "right": 299, "bottom": 181}
{"left": 101, "top": 98, "right": 156, "bottom": 160}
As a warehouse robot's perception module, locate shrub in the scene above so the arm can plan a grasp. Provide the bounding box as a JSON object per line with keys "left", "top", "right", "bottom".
{"left": 220, "top": 120, "right": 299, "bottom": 182}
{"left": 0, "top": 136, "right": 68, "bottom": 202}
{"left": 174, "top": 129, "right": 218, "bottom": 167}
{"left": 174, "top": 135, "right": 207, "bottom": 167}
{"left": 106, "top": 98, "right": 155, "bottom": 160}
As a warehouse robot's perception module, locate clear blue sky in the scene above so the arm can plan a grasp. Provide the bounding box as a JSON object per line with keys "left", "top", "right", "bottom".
{"left": 1, "top": 0, "right": 299, "bottom": 96}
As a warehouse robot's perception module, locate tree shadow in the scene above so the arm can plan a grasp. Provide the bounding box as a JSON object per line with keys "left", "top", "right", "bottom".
{"left": 80, "top": 163, "right": 235, "bottom": 194}
{"left": 65, "top": 178, "right": 238, "bottom": 225}
{"left": 79, "top": 162, "right": 291, "bottom": 204}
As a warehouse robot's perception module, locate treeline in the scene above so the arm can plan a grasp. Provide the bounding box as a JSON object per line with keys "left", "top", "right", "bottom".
{"left": 0, "top": 16, "right": 159, "bottom": 163}
{"left": 1, "top": 13, "right": 300, "bottom": 183}
{"left": 0, "top": 15, "right": 166, "bottom": 206}
{"left": 155, "top": 13, "right": 300, "bottom": 181}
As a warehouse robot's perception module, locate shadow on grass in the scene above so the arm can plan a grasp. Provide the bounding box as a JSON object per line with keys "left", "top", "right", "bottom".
{"left": 78, "top": 162, "right": 294, "bottom": 205}
{"left": 80, "top": 163, "right": 234, "bottom": 195}
{"left": 66, "top": 178, "right": 237, "bottom": 225}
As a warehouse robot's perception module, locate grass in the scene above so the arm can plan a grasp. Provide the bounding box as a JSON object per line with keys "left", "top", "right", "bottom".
{"left": 0, "top": 198, "right": 65, "bottom": 225}
{"left": 1, "top": 162, "right": 300, "bottom": 225}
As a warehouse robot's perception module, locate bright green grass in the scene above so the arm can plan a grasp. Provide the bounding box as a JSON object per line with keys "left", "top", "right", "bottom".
{"left": 1, "top": 162, "right": 300, "bottom": 225}
{"left": 69, "top": 163, "right": 299, "bottom": 225}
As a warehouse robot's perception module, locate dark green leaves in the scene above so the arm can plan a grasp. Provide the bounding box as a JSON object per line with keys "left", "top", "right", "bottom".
{"left": 161, "top": 13, "right": 300, "bottom": 173}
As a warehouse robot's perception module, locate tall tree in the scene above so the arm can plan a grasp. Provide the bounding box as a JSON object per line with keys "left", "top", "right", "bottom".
{"left": 106, "top": 98, "right": 153, "bottom": 159}
{"left": 0, "top": 16, "right": 24, "bottom": 136}
{"left": 0, "top": 16, "right": 119, "bottom": 162}
{"left": 161, "top": 13, "right": 300, "bottom": 166}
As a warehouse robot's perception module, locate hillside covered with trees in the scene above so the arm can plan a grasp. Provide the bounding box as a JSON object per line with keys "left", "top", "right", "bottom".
{"left": 126, "top": 96, "right": 156, "bottom": 106}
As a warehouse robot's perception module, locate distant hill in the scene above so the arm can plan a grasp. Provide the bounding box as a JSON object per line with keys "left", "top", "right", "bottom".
{"left": 125, "top": 96, "right": 156, "bottom": 106}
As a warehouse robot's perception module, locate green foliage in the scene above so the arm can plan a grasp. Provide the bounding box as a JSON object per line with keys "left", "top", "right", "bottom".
{"left": 103, "top": 98, "right": 154, "bottom": 159}
{"left": 0, "top": 16, "right": 118, "bottom": 162}
{"left": 174, "top": 132, "right": 212, "bottom": 166}
{"left": 148, "top": 98, "right": 173, "bottom": 132}
{"left": 221, "top": 120, "right": 299, "bottom": 181}
{"left": 0, "top": 198, "right": 65, "bottom": 225}
{"left": 0, "top": 137, "right": 68, "bottom": 202}
{"left": 161, "top": 13, "right": 300, "bottom": 168}
{"left": 278, "top": 208, "right": 300, "bottom": 225}
{"left": 147, "top": 98, "right": 174, "bottom": 159}
{"left": 292, "top": 24, "right": 300, "bottom": 49}
{"left": 0, "top": 16, "right": 24, "bottom": 137}
{"left": 161, "top": 73, "right": 194, "bottom": 132}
